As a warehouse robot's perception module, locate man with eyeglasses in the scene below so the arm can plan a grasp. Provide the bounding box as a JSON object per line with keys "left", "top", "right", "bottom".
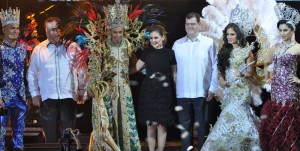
{"left": 27, "top": 17, "right": 88, "bottom": 143}
{"left": 172, "top": 12, "right": 218, "bottom": 151}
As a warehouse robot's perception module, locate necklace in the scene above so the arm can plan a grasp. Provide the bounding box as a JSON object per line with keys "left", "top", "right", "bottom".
{"left": 277, "top": 41, "right": 296, "bottom": 57}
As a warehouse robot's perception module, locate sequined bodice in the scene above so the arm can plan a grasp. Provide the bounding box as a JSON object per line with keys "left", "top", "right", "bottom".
{"left": 201, "top": 44, "right": 261, "bottom": 151}
{"left": 271, "top": 54, "right": 300, "bottom": 103}
{"left": 221, "top": 46, "right": 253, "bottom": 108}
{"left": 0, "top": 41, "right": 27, "bottom": 102}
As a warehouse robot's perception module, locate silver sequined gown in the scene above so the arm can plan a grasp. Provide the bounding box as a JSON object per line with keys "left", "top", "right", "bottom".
{"left": 201, "top": 46, "right": 261, "bottom": 151}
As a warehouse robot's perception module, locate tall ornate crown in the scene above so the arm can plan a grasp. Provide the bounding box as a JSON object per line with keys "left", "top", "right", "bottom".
{"left": 103, "top": 0, "right": 129, "bottom": 29}
{"left": 229, "top": 5, "right": 254, "bottom": 36}
{"left": 274, "top": 3, "right": 300, "bottom": 26}
{"left": 0, "top": 7, "right": 20, "bottom": 27}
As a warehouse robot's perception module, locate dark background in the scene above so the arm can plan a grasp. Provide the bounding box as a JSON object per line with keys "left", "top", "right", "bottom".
{"left": 1, "top": 0, "right": 300, "bottom": 141}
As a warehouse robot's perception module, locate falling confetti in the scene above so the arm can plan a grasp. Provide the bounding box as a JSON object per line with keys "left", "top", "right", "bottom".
{"left": 162, "top": 82, "right": 169, "bottom": 87}
{"left": 176, "top": 124, "right": 185, "bottom": 130}
{"left": 146, "top": 120, "right": 150, "bottom": 125}
{"left": 174, "top": 105, "right": 183, "bottom": 111}
{"left": 33, "top": 120, "right": 38, "bottom": 124}
{"left": 260, "top": 114, "right": 268, "bottom": 120}
{"left": 194, "top": 122, "right": 200, "bottom": 128}
{"left": 150, "top": 74, "right": 155, "bottom": 79}
{"left": 158, "top": 75, "right": 166, "bottom": 81}
{"left": 181, "top": 131, "right": 189, "bottom": 139}
{"left": 76, "top": 112, "right": 84, "bottom": 118}
{"left": 187, "top": 146, "right": 193, "bottom": 151}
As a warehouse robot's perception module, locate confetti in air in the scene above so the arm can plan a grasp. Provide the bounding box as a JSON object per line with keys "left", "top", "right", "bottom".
{"left": 187, "top": 146, "right": 193, "bottom": 151}
{"left": 176, "top": 124, "right": 185, "bottom": 130}
{"left": 146, "top": 120, "right": 150, "bottom": 125}
{"left": 150, "top": 74, "right": 155, "bottom": 79}
{"left": 260, "top": 114, "right": 268, "bottom": 120}
{"left": 76, "top": 112, "right": 84, "bottom": 118}
{"left": 174, "top": 105, "right": 183, "bottom": 111}
{"left": 162, "top": 82, "right": 169, "bottom": 87}
{"left": 194, "top": 122, "right": 200, "bottom": 128}
{"left": 158, "top": 75, "right": 166, "bottom": 81}
{"left": 181, "top": 131, "right": 189, "bottom": 139}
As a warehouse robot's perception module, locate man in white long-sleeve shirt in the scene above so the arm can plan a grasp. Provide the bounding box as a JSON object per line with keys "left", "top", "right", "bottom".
{"left": 27, "top": 17, "right": 87, "bottom": 143}
{"left": 172, "top": 12, "right": 218, "bottom": 151}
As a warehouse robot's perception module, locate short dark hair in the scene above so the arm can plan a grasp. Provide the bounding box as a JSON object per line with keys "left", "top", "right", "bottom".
{"left": 277, "top": 19, "right": 295, "bottom": 31}
{"left": 185, "top": 12, "right": 200, "bottom": 23}
{"left": 44, "top": 17, "right": 61, "bottom": 29}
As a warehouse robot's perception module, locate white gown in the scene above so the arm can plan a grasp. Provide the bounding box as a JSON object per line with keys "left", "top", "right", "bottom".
{"left": 201, "top": 46, "right": 261, "bottom": 151}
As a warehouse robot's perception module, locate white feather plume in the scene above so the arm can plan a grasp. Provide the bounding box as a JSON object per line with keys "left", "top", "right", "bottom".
{"left": 201, "top": 0, "right": 283, "bottom": 106}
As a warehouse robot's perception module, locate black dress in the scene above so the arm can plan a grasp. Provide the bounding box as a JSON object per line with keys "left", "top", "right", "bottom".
{"left": 138, "top": 47, "right": 176, "bottom": 126}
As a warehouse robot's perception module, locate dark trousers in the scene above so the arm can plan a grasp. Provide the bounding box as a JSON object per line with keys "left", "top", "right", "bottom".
{"left": 41, "top": 98, "right": 76, "bottom": 143}
{"left": 177, "top": 97, "right": 206, "bottom": 151}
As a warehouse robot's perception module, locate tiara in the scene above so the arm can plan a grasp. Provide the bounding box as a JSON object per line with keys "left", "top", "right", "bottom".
{"left": 229, "top": 5, "right": 254, "bottom": 36}
{"left": 103, "top": 0, "right": 129, "bottom": 29}
{"left": 0, "top": 7, "right": 20, "bottom": 27}
{"left": 274, "top": 3, "right": 300, "bottom": 26}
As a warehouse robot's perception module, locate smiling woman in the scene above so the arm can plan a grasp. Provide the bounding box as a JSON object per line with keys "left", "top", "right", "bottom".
{"left": 260, "top": 3, "right": 300, "bottom": 151}
{"left": 131, "top": 25, "right": 177, "bottom": 151}
{"left": 201, "top": 22, "right": 261, "bottom": 151}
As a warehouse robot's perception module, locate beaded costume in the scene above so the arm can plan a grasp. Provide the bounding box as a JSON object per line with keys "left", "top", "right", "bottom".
{"left": 0, "top": 40, "right": 28, "bottom": 149}
{"left": 201, "top": 4, "right": 262, "bottom": 151}
{"left": 0, "top": 7, "right": 29, "bottom": 150}
{"left": 86, "top": 1, "right": 144, "bottom": 150}
{"left": 260, "top": 3, "right": 300, "bottom": 151}
{"left": 201, "top": 45, "right": 261, "bottom": 151}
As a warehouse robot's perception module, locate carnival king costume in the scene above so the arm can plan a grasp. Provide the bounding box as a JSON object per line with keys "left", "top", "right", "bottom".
{"left": 201, "top": 5, "right": 262, "bottom": 151}
{"left": 260, "top": 3, "right": 300, "bottom": 151}
{"left": 86, "top": 0, "right": 144, "bottom": 150}
{"left": 0, "top": 7, "right": 29, "bottom": 149}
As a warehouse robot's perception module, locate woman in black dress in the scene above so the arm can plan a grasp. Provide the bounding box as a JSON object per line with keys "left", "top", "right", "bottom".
{"left": 132, "top": 25, "right": 177, "bottom": 151}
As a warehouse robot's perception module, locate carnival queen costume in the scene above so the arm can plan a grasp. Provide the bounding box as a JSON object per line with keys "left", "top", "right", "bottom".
{"left": 260, "top": 3, "right": 300, "bottom": 151}
{"left": 201, "top": 5, "right": 261, "bottom": 151}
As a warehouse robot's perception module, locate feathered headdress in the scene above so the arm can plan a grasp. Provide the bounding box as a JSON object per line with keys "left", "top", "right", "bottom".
{"left": 103, "top": 0, "right": 129, "bottom": 29}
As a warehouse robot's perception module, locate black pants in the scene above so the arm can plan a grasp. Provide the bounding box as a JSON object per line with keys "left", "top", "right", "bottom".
{"left": 41, "top": 98, "right": 76, "bottom": 143}
{"left": 177, "top": 97, "right": 206, "bottom": 151}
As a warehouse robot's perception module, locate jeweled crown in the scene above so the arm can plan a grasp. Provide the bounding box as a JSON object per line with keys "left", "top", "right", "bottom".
{"left": 229, "top": 5, "right": 254, "bottom": 36}
{"left": 103, "top": 0, "right": 129, "bottom": 29}
{"left": 274, "top": 3, "right": 300, "bottom": 26}
{"left": 0, "top": 7, "right": 20, "bottom": 27}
